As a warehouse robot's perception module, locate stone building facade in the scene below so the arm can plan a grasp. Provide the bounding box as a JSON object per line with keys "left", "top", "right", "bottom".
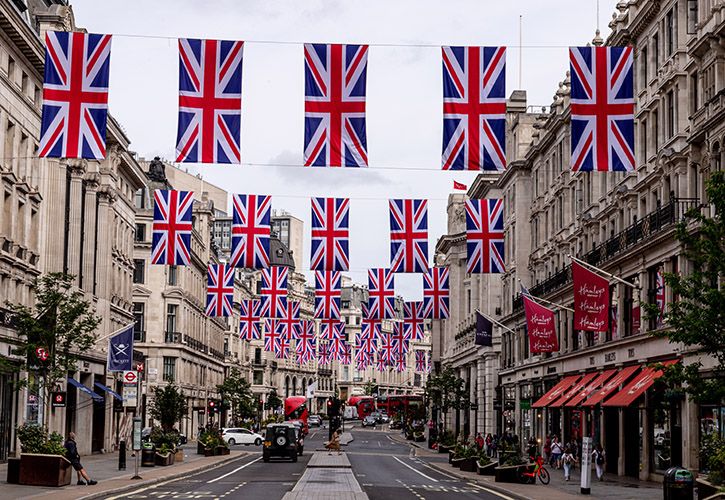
{"left": 435, "top": 0, "right": 723, "bottom": 482}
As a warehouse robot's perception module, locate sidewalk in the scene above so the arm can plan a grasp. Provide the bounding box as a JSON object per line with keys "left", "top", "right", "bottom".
{"left": 390, "top": 434, "right": 661, "bottom": 500}
{"left": 282, "top": 452, "right": 367, "bottom": 500}
{"left": 0, "top": 445, "right": 247, "bottom": 500}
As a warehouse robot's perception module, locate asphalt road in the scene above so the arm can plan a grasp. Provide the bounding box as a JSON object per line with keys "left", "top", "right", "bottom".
{"left": 102, "top": 425, "right": 511, "bottom": 500}
{"left": 348, "top": 426, "right": 512, "bottom": 500}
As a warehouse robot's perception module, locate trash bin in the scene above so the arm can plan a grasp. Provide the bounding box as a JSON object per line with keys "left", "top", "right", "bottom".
{"left": 663, "top": 466, "right": 694, "bottom": 500}
{"left": 141, "top": 443, "right": 156, "bottom": 467}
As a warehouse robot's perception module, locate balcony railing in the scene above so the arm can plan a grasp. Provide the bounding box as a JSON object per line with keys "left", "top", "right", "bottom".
{"left": 513, "top": 198, "right": 699, "bottom": 310}
{"left": 165, "top": 331, "right": 183, "bottom": 343}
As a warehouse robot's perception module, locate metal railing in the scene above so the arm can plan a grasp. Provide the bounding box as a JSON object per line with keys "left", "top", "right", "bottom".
{"left": 513, "top": 198, "right": 700, "bottom": 310}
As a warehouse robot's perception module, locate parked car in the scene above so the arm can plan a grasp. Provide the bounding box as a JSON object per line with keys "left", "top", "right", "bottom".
{"left": 361, "top": 415, "right": 378, "bottom": 427}
{"left": 262, "top": 423, "right": 298, "bottom": 462}
{"left": 389, "top": 420, "right": 402, "bottom": 430}
{"left": 221, "top": 428, "right": 263, "bottom": 446}
{"left": 308, "top": 415, "right": 322, "bottom": 427}
{"left": 369, "top": 412, "right": 383, "bottom": 423}
{"left": 379, "top": 414, "right": 390, "bottom": 424}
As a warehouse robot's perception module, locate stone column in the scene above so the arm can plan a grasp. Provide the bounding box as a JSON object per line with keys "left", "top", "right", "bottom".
{"left": 94, "top": 188, "right": 113, "bottom": 298}
{"left": 65, "top": 160, "right": 86, "bottom": 285}
{"left": 618, "top": 408, "right": 625, "bottom": 476}
{"left": 477, "top": 357, "right": 485, "bottom": 434}
{"left": 81, "top": 175, "right": 99, "bottom": 292}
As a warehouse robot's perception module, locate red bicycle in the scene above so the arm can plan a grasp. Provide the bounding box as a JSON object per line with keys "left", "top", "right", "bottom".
{"left": 519, "top": 456, "right": 550, "bottom": 485}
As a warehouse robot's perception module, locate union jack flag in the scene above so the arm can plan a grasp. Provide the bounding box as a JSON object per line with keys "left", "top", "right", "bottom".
{"left": 569, "top": 46, "right": 634, "bottom": 172}
{"left": 392, "top": 322, "right": 409, "bottom": 355}
{"left": 403, "top": 302, "right": 425, "bottom": 341}
{"left": 378, "top": 336, "right": 395, "bottom": 366}
{"left": 273, "top": 324, "right": 291, "bottom": 359}
{"left": 39, "top": 31, "right": 112, "bottom": 160}
{"left": 320, "top": 318, "right": 345, "bottom": 341}
{"left": 339, "top": 341, "right": 351, "bottom": 365}
{"left": 367, "top": 268, "right": 396, "bottom": 320}
{"left": 259, "top": 266, "right": 288, "bottom": 318}
{"left": 263, "top": 319, "right": 286, "bottom": 357}
{"left": 176, "top": 38, "right": 243, "bottom": 164}
{"left": 656, "top": 267, "right": 665, "bottom": 327}
{"left": 376, "top": 351, "right": 389, "bottom": 371}
{"left": 304, "top": 43, "right": 368, "bottom": 167}
{"left": 278, "top": 300, "right": 301, "bottom": 339}
{"left": 360, "top": 304, "right": 381, "bottom": 340}
{"left": 394, "top": 352, "right": 407, "bottom": 372}
{"left": 389, "top": 199, "right": 429, "bottom": 273}
{"left": 355, "top": 348, "right": 372, "bottom": 371}
{"left": 415, "top": 350, "right": 427, "bottom": 373}
{"left": 318, "top": 342, "right": 332, "bottom": 365}
{"left": 205, "top": 264, "right": 234, "bottom": 317}
{"left": 230, "top": 194, "right": 271, "bottom": 269}
{"left": 239, "top": 299, "right": 261, "bottom": 341}
{"left": 423, "top": 267, "right": 450, "bottom": 319}
{"left": 151, "top": 190, "right": 194, "bottom": 266}
{"left": 355, "top": 332, "right": 377, "bottom": 356}
{"left": 311, "top": 197, "right": 350, "bottom": 271}
{"left": 314, "top": 271, "right": 341, "bottom": 319}
{"left": 295, "top": 320, "right": 316, "bottom": 364}
{"left": 466, "top": 198, "right": 505, "bottom": 274}
{"left": 441, "top": 46, "right": 506, "bottom": 171}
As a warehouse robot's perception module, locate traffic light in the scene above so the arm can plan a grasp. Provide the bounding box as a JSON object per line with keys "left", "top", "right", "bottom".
{"left": 208, "top": 400, "right": 216, "bottom": 413}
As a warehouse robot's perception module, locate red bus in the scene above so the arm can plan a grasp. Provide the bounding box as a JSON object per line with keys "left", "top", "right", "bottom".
{"left": 347, "top": 396, "right": 376, "bottom": 419}
{"left": 284, "top": 396, "right": 309, "bottom": 435}
{"left": 376, "top": 395, "right": 424, "bottom": 419}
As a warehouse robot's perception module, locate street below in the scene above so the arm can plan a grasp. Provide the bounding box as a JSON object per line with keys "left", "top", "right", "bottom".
{"left": 102, "top": 425, "right": 513, "bottom": 500}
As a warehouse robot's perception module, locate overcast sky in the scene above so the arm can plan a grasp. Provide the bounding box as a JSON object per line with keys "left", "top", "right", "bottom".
{"left": 72, "top": 0, "right": 611, "bottom": 300}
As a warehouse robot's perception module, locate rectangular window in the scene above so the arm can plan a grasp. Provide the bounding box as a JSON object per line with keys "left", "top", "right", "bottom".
{"left": 134, "top": 188, "right": 145, "bottom": 209}
{"left": 254, "top": 347, "right": 262, "bottom": 364}
{"left": 135, "top": 223, "right": 145, "bottom": 242}
{"left": 133, "top": 259, "right": 145, "bottom": 284}
{"left": 133, "top": 302, "right": 145, "bottom": 342}
{"left": 168, "top": 265, "right": 177, "bottom": 286}
{"left": 166, "top": 304, "right": 178, "bottom": 334}
{"left": 690, "top": 71, "right": 699, "bottom": 113}
{"left": 162, "top": 357, "right": 176, "bottom": 382}
{"left": 667, "top": 90, "right": 675, "bottom": 138}
{"left": 641, "top": 46, "right": 648, "bottom": 85}
{"left": 641, "top": 120, "right": 648, "bottom": 161}
{"left": 653, "top": 109, "right": 660, "bottom": 150}
{"left": 666, "top": 9, "right": 675, "bottom": 57}
{"left": 687, "top": 0, "right": 698, "bottom": 34}
{"left": 7, "top": 56, "right": 14, "bottom": 81}
{"left": 253, "top": 371, "right": 263, "bottom": 385}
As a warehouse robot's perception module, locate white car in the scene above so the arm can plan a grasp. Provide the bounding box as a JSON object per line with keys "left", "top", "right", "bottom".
{"left": 221, "top": 428, "right": 263, "bottom": 446}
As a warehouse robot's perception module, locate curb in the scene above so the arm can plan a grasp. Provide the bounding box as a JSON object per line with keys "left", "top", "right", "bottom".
{"left": 77, "top": 453, "right": 248, "bottom": 500}
{"left": 424, "top": 460, "right": 531, "bottom": 500}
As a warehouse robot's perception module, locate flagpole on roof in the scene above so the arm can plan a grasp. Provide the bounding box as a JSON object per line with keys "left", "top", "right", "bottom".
{"left": 475, "top": 309, "right": 516, "bottom": 334}
{"left": 517, "top": 279, "right": 575, "bottom": 312}
{"left": 567, "top": 254, "right": 640, "bottom": 289}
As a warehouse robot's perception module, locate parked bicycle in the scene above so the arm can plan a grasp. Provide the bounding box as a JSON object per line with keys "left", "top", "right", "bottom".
{"left": 519, "top": 455, "right": 550, "bottom": 485}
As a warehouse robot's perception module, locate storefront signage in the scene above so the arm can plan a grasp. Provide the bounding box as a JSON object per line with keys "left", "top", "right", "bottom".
{"left": 51, "top": 391, "right": 66, "bottom": 408}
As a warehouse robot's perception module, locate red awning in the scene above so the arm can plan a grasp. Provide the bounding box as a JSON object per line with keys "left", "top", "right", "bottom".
{"left": 532, "top": 375, "right": 580, "bottom": 408}
{"left": 550, "top": 372, "right": 598, "bottom": 407}
{"left": 565, "top": 369, "right": 617, "bottom": 407}
{"left": 582, "top": 365, "right": 640, "bottom": 406}
{"left": 602, "top": 360, "right": 678, "bottom": 407}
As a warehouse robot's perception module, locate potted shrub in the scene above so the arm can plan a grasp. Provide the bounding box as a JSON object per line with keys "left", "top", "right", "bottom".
{"left": 155, "top": 443, "right": 175, "bottom": 466}
{"left": 494, "top": 450, "right": 527, "bottom": 483}
{"left": 15, "top": 424, "right": 72, "bottom": 487}
{"left": 437, "top": 430, "right": 455, "bottom": 454}
{"left": 459, "top": 445, "right": 478, "bottom": 473}
{"left": 476, "top": 452, "right": 497, "bottom": 476}
{"left": 151, "top": 427, "right": 180, "bottom": 466}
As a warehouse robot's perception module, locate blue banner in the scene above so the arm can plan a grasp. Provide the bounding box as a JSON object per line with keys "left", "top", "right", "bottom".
{"left": 108, "top": 324, "right": 134, "bottom": 371}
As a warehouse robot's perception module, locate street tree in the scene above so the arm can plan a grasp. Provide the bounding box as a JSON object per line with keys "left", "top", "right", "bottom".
{"left": 650, "top": 170, "right": 725, "bottom": 403}
{"left": 149, "top": 382, "right": 188, "bottom": 431}
{"left": 424, "top": 365, "right": 466, "bottom": 432}
{"left": 2, "top": 273, "right": 100, "bottom": 427}
{"left": 217, "top": 368, "right": 256, "bottom": 424}
{"left": 267, "top": 388, "right": 283, "bottom": 413}
{"left": 363, "top": 381, "right": 376, "bottom": 396}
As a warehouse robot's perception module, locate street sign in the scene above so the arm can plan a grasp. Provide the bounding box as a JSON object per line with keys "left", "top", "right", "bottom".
{"left": 135, "top": 362, "right": 144, "bottom": 372}
{"left": 122, "top": 371, "right": 138, "bottom": 384}
{"left": 51, "top": 391, "right": 66, "bottom": 408}
{"left": 580, "top": 436, "right": 592, "bottom": 494}
{"left": 123, "top": 385, "right": 138, "bottom": 407}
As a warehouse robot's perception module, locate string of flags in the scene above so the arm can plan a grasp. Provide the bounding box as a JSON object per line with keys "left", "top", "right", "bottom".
{"left": 38, "top": 31, "right": 635, "bottom": 173}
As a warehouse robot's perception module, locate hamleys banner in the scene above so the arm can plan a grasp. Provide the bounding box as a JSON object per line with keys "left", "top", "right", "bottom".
{"left": 523, "top": 296, "right": 558, "bottom": 353}
{"left": 572, "top": 262, "right": 609, "bottom": 332}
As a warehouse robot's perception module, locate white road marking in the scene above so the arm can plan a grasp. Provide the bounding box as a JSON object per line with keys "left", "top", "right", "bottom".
{"left": 377, "top": 441, "right": 381, "bottom": 447}
{"left": 412, "top": 459, "right": 458, "bottom": 480}
{"left": 468, "top": 481, "right": 518, "bottom": 500}
{"left": 207, "top": 456, "right": 262, "bottom": 483}
{"left": 392, "top": 456, "right": 439, "bottom": 483}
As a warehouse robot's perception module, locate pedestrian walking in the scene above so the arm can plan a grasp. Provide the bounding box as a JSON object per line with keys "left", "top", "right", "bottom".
{"left": 475, "top": 432, "right": 484, "bottom": 451}
{"left": 485, "top": 433, "right": 493, "bottom": 457}
{"left": 543, "top": 436, "right": 552, "bottom": 462}
{"left": 550, "top": 436, "right": 563, "bottom": 468}
{"left": 561, "top": 446, "right": 577, "bottom": 481}
{"left": 64, "top": 432, "right": 97, "bottom": 486}
{"left": 592, "top": 443, "right": 606, "bottom": 481}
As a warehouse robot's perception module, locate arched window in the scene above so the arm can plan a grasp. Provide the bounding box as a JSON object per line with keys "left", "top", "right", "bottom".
{"left": 712, "top": 141, "right": 721, "bottom": 171}
{"left": 292, "top": 377, "right": 297, "bottom": 396}
{"left": 285, "top": 376, "right": 291, "bottom": 398}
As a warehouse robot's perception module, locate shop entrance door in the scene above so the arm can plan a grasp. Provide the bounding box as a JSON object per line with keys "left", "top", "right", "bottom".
{"left": 603, "top": 407, "right": 619, "bottom": 474}
{"left": 624, "top": 407, "right": 640, "bottom": 478}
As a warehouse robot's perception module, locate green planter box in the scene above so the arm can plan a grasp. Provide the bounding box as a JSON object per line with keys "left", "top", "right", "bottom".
{"left": 451, "top": 457, "right": 465, "bottom": 468}
{"left": 477, "top": 460, "right": 497, "bottom": 476}
{"left": 460, "top": 457, "right": 477, "bottom": 472}
{"left": 155, "top": 452, "right": 174, "bottom": 466}
{"left": 494, "top": 464, "right": 525, "bottom": 483}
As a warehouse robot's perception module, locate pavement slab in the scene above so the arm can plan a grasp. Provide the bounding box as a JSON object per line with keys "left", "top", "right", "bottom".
{"left": 282, "top": 462, "right": 368, "bottom": 500}
{"left": 308, "top": 451, "right": 352, "bottom": 468}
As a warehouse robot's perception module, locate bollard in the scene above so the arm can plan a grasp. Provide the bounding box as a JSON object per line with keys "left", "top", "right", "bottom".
{"left": 119, "top": 440, "right": 126, "bottom": 471}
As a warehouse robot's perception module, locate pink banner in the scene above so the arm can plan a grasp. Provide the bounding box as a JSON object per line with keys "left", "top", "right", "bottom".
{"left": 523, "top": 296, "right": 559, "bottom": 353}
{"left": 572, "top": 262, "right": 609, "bottom": 332}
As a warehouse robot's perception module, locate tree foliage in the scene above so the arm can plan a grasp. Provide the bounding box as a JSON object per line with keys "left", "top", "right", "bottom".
{"left": 424, "top": 365, "right": 467, "bottom": 415}
{"left": 267, "top": 388, "right": 283, "bottom": 412}
{"left": 3, "top": 273, "right": 100, "bottom": 425}
{"left": 217, "top": 368, "right": 256, "bottom": 423}
{"left": 652, "top": 170, "right": 725, "bottom": 403}
{"left": 149, "top": 382, "right": 188, "bottom": 431}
